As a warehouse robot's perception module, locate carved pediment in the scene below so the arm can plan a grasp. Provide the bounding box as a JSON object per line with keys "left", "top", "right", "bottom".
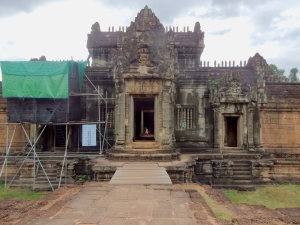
{"left": 111, "top": 6, "right": 179, "bottom": 81}
{"left": 246, "top": 53, "right": 272, "bottom": 82}
{"left": 210, "top": 72, "right": 250, "bottom": 104}
{"left": 127, "top": 6, "right": 165, "bottom": 33}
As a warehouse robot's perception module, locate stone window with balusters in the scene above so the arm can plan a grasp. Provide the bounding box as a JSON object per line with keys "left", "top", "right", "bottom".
{"left": 175, "top": 107, "right": 194, "bottom": 130}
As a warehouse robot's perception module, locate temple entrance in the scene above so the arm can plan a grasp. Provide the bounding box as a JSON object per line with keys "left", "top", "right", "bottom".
{"left": 224, "top": 117, "right": 238, "bottom": 147}
{"left": 133, "top": 96, "right": 155, "bottom": 141}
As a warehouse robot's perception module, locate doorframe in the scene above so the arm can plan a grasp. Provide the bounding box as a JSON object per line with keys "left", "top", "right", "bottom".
{"left": 128, "top": 94, "right": 158, "bottom": 143}
{"left": 222, "top": 114, "right": 243, "bottom": 149}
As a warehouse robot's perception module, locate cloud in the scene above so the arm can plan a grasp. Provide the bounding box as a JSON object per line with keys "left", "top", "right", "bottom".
{"left": 92, "top": 0, "right": 211, "bottom": 24}
{"left": 0, "top": 0, "right": 64, "bottom": 19}
{"left": 5, "top": 41, "right": 14, "bottom": 45}
{"left": 210, "top": 28, "right": 231, "bottom": 36}
{"left": 1, "top": 41, "right": 15, "bottom": 51}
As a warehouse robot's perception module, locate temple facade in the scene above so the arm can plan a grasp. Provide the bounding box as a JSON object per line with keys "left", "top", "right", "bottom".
{"left": 1, "top": 6, "right": 300, "bottom": 190}
{"left": 85, "top": 6, "right": 271, "bottom": 155}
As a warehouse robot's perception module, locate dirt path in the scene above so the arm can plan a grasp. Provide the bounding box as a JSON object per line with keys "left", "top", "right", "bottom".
{"left": 185, "top": 184, "right": 300, "bottom": 225}
{"left": 0, "top": 183, "right": 299, "bottom": 225}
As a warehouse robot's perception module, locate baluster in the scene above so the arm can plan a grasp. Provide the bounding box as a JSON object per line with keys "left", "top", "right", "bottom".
{"left": 187, "top": 109, "right": 190, "bottom": 129}
{"left": 190, "top": 109, "right": 193, "bottom": 128}
{"left": 177, "top": 108, "right": 180, "bottom": 129}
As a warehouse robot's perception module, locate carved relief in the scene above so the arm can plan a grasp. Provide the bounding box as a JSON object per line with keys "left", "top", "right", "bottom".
{"left": 223, "top": 80, "right": 243, "bottom": 97}
{"left": 209, "top": 72, "right": 250, "bottom": 104}
{"left": 257, "top": 73, "right": 267, "bottom": 106}
{"left": 108, "top": 6, "right": 178, "bottom": 80}
{"left": 126, "top": 79, "right": 161, "bottom": 93}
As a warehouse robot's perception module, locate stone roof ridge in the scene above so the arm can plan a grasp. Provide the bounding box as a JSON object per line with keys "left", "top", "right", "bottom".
{"left": 127, "top": 6, "right": 164, "bottom": 32}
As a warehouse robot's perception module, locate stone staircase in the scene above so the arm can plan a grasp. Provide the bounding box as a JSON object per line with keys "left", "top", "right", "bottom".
{"left": 106, "top": 141, "right": 180, "bottom": 161}
{"left": 210, "top": 151, "right": 274, "bottom": 191}
{"left": 222, "top": 148, "right": 245, "bottom": 154}
{"left": 211, "top": 160, "right": 255, "bottom": 191}
{"left": 8, "top": 155, "right": 76, "bottom": 191}
{"left": 232, "top": 160, "right": 255, "bottom": 191}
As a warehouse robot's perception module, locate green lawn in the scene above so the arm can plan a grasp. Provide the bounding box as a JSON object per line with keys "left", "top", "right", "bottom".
{"left": 0, "top": 181, "right": 50, "bottom": 201}
{"left": 223, "top": 184, "right": 300, "bottom": 209}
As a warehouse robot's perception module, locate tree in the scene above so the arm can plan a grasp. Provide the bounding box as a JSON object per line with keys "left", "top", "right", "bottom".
{"left": 289, "top": 67, "right": 299, "bottom": 83}
{"left": 269, "top": 64, "right": 288, "bottom": 82}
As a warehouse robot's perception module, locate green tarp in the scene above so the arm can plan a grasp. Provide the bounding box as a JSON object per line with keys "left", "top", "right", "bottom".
{"left": 0, "top": 61, "right": 86, "bottom": 98}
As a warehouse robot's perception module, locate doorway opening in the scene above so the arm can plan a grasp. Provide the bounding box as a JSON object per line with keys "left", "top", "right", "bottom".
{"left": 224, "top": 117, "right": 238, "bottom": 147}
{"left": 134, "top": 96, "right": 155, "bottom": 141}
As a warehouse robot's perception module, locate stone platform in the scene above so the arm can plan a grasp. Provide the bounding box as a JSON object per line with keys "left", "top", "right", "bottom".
{"left": 107, "top": 142, "right": 180, "bottom": 161}
{"left": 91, "top": 154, "right": 196, "bottom": 184}
{"left": 108, "top": 163, "right": 172, "bottom": 185}
{"left": 2, "top": 151, "right": 285, "bottom": 191}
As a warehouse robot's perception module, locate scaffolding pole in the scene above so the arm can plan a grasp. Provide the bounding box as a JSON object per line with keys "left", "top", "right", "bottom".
{"left": 7, "top": 125, "right": 48, "bottom": 189}
{"left": 0, "top": 125, "right": 16, "bottom": 180}
{"left": 102, "top": 90, "right": 108, "bottom": 153}
{"left": 22, "top": 124, "right": 54, "bottom": 191}
{"left": 1, "top": 72, "right": 114, "bottom": 190}
{"left": 58, "top": 125, "right": 70, "bottom": 188}
{"left": 98, "top": 86, "right": 102, "bottom": 155}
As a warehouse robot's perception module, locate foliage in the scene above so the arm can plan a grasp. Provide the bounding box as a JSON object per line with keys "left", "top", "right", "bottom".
{"left": 209, "top": 79, "right": 220, "bottom": 88}
{"left": 223, "top": 184, "right": 300, "bottom": 209}
{"left": 269, "top": 64, "right": 288, "bottom": 82}
{"left": 0, "top": 180, "right": 49, "bottom": 201}
{"left": 77, "top": 175, "right": 87, "bottom": 185}
{"left": 289, "top": 67, "right": 299, "bottom": 83}
{"left": 209, "top": 72, "right": 227, "bottom": 88}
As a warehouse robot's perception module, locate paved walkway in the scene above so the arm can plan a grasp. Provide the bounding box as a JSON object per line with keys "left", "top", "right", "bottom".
{"left": 28, "top": 185, "right": 196, "bottom": 225}
{"left": 108, "top": 163, "right": 172, "bottom": 185}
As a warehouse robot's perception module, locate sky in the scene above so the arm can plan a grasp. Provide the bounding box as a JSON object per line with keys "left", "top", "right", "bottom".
{"left": 0, "top": 0, "right": 300, "bottom": 76}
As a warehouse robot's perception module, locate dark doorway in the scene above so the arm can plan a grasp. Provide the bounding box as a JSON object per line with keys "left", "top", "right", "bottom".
{"left": 225, "top": 117, "right": 238, "bottom": 147}
{"left": 134, "top": 97, "right": 155, "bottom": 141}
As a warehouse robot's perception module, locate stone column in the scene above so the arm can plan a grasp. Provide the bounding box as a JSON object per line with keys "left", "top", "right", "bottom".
{"left": 154, "top": 95, "right": 159, "bottom": 142}
{"left": 162, "top": 85, "right": 172, "bottom": 146}
{"left": 115, "top": 92, "right": 125, "bottom": 146}
{"left": 253, "top": 106, "right": 263, "bottom": 151}
{"left": 247, "top": 106, "right": 254, "bottom": 151}
{"left": 128, "top": 95, "right": 134, "bottom": 143}
{"left": 212, "top": 103, "right": 221, "bottom": 153}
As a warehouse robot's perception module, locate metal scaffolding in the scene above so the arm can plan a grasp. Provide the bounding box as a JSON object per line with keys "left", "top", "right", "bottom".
{"left": 0, "top": 73, "right": 114, "bottom": 190}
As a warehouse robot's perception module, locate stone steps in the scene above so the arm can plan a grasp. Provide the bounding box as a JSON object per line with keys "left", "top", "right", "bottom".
{"left": 233, "top": 166, "right": 251, "bottom": 171}
{"left": 212, "top": 158, "right": 257, "bottom": 190}
{"left": 106, "top": 152, "right": 179, "bottom": 161}
{"left": 233, "top": 175, "right": 253, "bottom": 180}
{"left": 5, "top": 155, "right": 76, "bottom": 190}
{"left": 222, "top": 148, "right": 247, "bottom": 153}
{"left": 130, "top": 141, "right": 159, "bottom": 148}
{"left": 222, "top": 153, "right": 262, "bottom": 160}
{"left": 234, "top": 170, "right": 252, "bottom": 175}
{"left": 109, "top": 149, "right": 174, "bottom": 154}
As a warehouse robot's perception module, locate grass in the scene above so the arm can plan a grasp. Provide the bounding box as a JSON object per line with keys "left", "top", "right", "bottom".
{"left": 183, "top": 184, "right": 236, "bottom": 221}
{"left": 0, "top": 180, "right": 50, "bottom": 201}
{"left": 183, "top": 184, "right": 300, "bottom": 223}
{"left": 223, "top": 184, "right": 300, "bottom": 209}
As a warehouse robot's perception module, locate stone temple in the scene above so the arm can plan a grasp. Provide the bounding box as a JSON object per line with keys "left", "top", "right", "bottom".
{"left": 0, "top": 6, "right": 300, "bottom": 190}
